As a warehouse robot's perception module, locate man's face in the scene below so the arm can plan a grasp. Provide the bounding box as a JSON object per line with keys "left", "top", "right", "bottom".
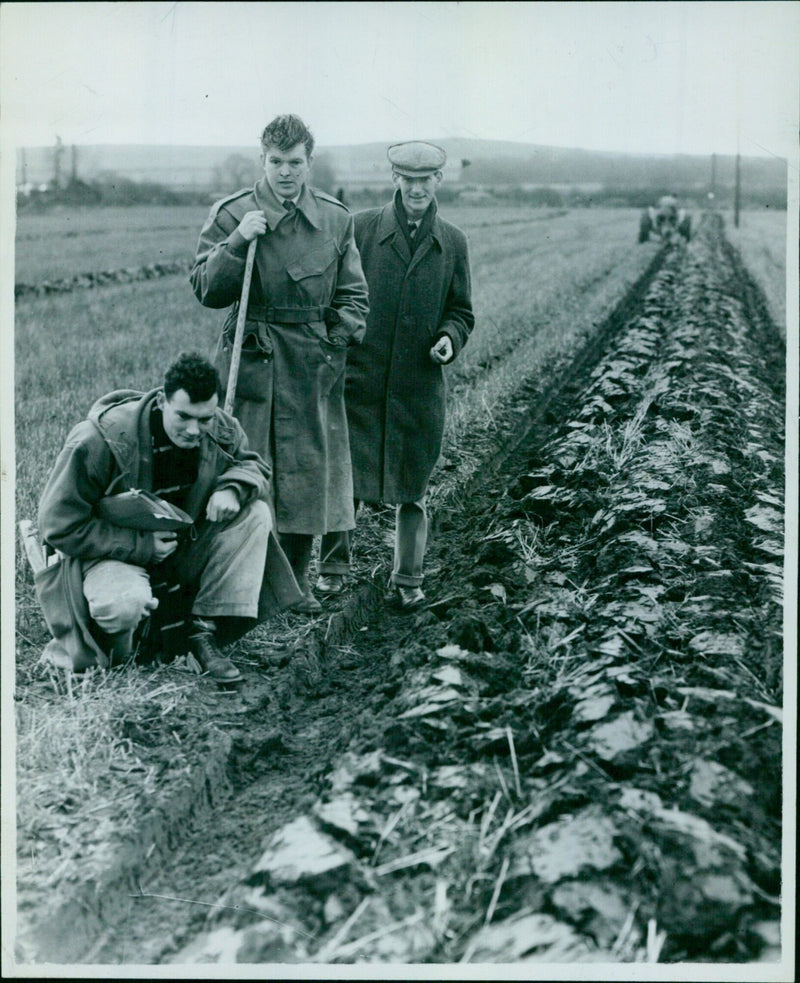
{"left": 262, "top": 142, "right": 312, "bottom": 200}
{"left": 393, "top": 171, "right": 442, "bottom": 219}
{"left": 158, "top": 389, "right": 218, "bottom": 449}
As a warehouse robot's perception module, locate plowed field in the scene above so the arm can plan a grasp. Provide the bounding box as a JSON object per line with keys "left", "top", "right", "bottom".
{"left": 12, "top": 209, "right": 789, "bottom": 970}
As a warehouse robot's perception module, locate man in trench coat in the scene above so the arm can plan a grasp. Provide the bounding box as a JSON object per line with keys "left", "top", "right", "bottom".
{"left": 190, "top": 114, "right": 369, "bottom": 612}
{"left": 318, "top": 141, "right": 474, "bottom": 610}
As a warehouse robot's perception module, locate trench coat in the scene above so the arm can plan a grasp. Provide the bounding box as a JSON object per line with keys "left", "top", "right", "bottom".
{"left": 190, "top": 179, "right": 369, "bottom": 535}
{"left": 345, "top": 197, "right": 474, "bottom": 504}
{"left": 36, "top": 388, "right": 301, "bottom": 671}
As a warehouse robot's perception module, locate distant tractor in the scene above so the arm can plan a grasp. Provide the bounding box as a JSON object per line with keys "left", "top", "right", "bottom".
{"left": 639, "top": 194, "right": 691, "bottom": 243}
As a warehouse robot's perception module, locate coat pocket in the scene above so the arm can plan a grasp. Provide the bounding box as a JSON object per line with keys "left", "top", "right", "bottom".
{"left": 318, "top": 335, "right": 348, "bottom": 365}
{"left": 286, "top": 240, "right": 339, "bottom": 300}
{"left": 214, "top": 326, "right": 273, "bottom": 403}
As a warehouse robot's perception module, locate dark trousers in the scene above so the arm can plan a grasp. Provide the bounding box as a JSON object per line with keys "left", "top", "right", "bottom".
{"left": 82, "top": 499, "right": 270, "bottom": 657}
{"left": 278, "top": 532, "right": 314, "bottom": 585}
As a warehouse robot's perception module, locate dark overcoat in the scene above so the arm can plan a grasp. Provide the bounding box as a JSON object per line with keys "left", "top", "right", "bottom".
{"left": 345, "top": 198, "right": 474, "bottom": 503}
{"left": 190, "top": 178, "right": 369, "bottom": 535}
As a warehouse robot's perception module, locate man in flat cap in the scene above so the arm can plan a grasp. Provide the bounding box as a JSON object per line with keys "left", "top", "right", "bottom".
{"left": 318, "top": 141, "right": 474, "bottom": 610}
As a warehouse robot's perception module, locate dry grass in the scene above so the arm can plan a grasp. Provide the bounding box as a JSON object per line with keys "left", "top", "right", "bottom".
{"left": 15, "top": 661, "right": 220, "bottom": 894}
{"left": 722, "top": 206, "right": 788, "bottom": 335}
{"left": 14, "top": 205, "right": 212, "bottom": 282}
{"left": 14, "top": 281, "right": 221, "bottom": 525}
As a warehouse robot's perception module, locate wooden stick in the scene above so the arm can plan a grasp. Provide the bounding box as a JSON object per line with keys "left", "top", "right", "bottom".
{"left": 493, "top": 759, "right": 512, "bottom": 802}
{"left": 224, "top": 237, "right": 258, "bottom": 415}
{"left": 646, "top": 918, "right": 666, "bottom": 962}
{"left": 371, "top": 798, "right": 412, "bottom": 865}
{"left": 374, "top": 844, "right": 455, "bottom": 876}
{"left": 479, "top": 791, "right": 502, "bottom": 851}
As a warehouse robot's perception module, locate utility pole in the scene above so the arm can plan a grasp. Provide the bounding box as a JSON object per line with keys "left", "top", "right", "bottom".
{"left": 710, "top": 153, "right": 716, "bottom": 200}
{"left": 71, "top": 144, "right": 78, "bottom": 183}
{"left": 20, "top": 146, "right": 27, "bottom": 186}
{"left": 53, "top": 135, "right": 64, "bottom": 189}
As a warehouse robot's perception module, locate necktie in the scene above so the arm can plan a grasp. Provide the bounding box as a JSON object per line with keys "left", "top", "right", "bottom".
{"left": 408, "top": 221, "right": 418, "bottom": 239}
{"left": 283, "top": 199, "right": 296, "bottom": 212}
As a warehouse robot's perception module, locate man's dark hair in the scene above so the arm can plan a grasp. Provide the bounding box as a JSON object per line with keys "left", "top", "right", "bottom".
{"left": 163, "top": 352, "right": 220, "bottom": 403}
{"left": 260, "top": 114, "right": 314, "bottom": 160}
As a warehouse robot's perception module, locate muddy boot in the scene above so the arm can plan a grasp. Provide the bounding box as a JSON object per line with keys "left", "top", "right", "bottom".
{"left": 187, "top": 618, "right": 242, "bottom": 683}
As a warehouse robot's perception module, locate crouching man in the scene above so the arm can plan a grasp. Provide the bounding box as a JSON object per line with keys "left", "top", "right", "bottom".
{"left": 35, "top": 352, "right": 301, "bottom": 683}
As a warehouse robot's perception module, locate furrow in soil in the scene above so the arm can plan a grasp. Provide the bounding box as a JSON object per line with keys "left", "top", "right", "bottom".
{"left": 86, "top": 214, "right": 785, "bottom": 966}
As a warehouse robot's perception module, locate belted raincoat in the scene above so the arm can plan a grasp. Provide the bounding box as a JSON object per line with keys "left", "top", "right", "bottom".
{"left": 190, "top": 179, "right": 369, "bottom": 535}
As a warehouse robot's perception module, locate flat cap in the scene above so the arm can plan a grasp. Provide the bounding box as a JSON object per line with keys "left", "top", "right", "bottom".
{"left": 387, "top": 141, "right": 447, "bottom": 177}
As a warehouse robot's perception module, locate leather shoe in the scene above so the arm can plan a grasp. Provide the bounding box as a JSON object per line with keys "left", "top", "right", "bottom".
{"left": 188, "top": 627, "right": 242, "bottom": 683}
{"left": 316, "top": 574, "right": 345, "bottom": 595}
{"left": 292, "top": 577, "right": 322, "bottom": 614}
{"left": 396, "top": 586, "right": 426, "bottom": 611}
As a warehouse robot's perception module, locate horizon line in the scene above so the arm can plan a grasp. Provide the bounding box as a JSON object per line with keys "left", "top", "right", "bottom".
{"left": 10, "top": 139, "right": 783, "bottom": 162}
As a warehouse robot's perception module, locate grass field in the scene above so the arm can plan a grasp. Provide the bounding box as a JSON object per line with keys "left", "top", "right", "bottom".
{"left": 15, "top": 201, "right": 788, "bottom": 338}
{"left": 14, "top": 205, "right": 211, "bottom": 282}
{"left": 13, "top": 206, "right": 648, "bottom": 521}
{"left": 11, "top": 201, "right": 789, "bottom": 964}
{"left": 14, "top": 202, "right": 788, "bottom": 548}
{"left": 14, "top": 203, "right": 565, "bottom": 283}
{"left": 723, "top": 207, "right": 789, "bottom": 335}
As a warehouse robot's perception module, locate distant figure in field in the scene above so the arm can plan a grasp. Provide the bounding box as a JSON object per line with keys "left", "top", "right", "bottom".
{"left": 639, "top": 193, "right": 691, "bottom": 243}
{"left": 36, "top": 352, "right": 300, "bottom": 681}
{"left": 190, "top": 114, "right": 369, "bottom": 614}
{"left": 655, "top": 194, "right": 679, "bottom": 229}
{"left": 336, "top": 187, "right": 347, "bottom": 206}
{"left": 317, "top": 141, "right": 474, "bottom": 610}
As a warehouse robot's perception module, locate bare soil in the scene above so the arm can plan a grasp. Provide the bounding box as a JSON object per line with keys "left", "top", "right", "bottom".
{"left": 16, "top": 212, "right": 786, "bottom": 967}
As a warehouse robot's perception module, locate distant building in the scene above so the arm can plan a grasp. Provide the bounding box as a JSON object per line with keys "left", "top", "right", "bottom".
{"left": 457, "top": 188, "right": 494, "bottom": 203}
{"left": 15, "top": 144, "right": 256, "bottom": 192}
{"left": 317, "top": 145, "right": 466, "bottom": 191}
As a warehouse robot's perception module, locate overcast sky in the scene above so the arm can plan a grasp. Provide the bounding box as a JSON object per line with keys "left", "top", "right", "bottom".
{"left": 1, "top": 1, "right": 798, "bottom": 157}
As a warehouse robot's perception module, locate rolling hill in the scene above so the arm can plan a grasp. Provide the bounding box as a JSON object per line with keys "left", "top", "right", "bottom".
{"left": 16, "top": 138, "right": 786, "bottom": 198}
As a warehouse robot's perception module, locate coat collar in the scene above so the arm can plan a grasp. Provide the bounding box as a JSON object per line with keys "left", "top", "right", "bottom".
{"left": 377, "top": 198, "right": 443, "bottom": 258}
{"left": 90, "top": 388, "right": 236, "bottom": 501}
{"left": 254, "top": 177, "right": 322, "bottom": 231}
